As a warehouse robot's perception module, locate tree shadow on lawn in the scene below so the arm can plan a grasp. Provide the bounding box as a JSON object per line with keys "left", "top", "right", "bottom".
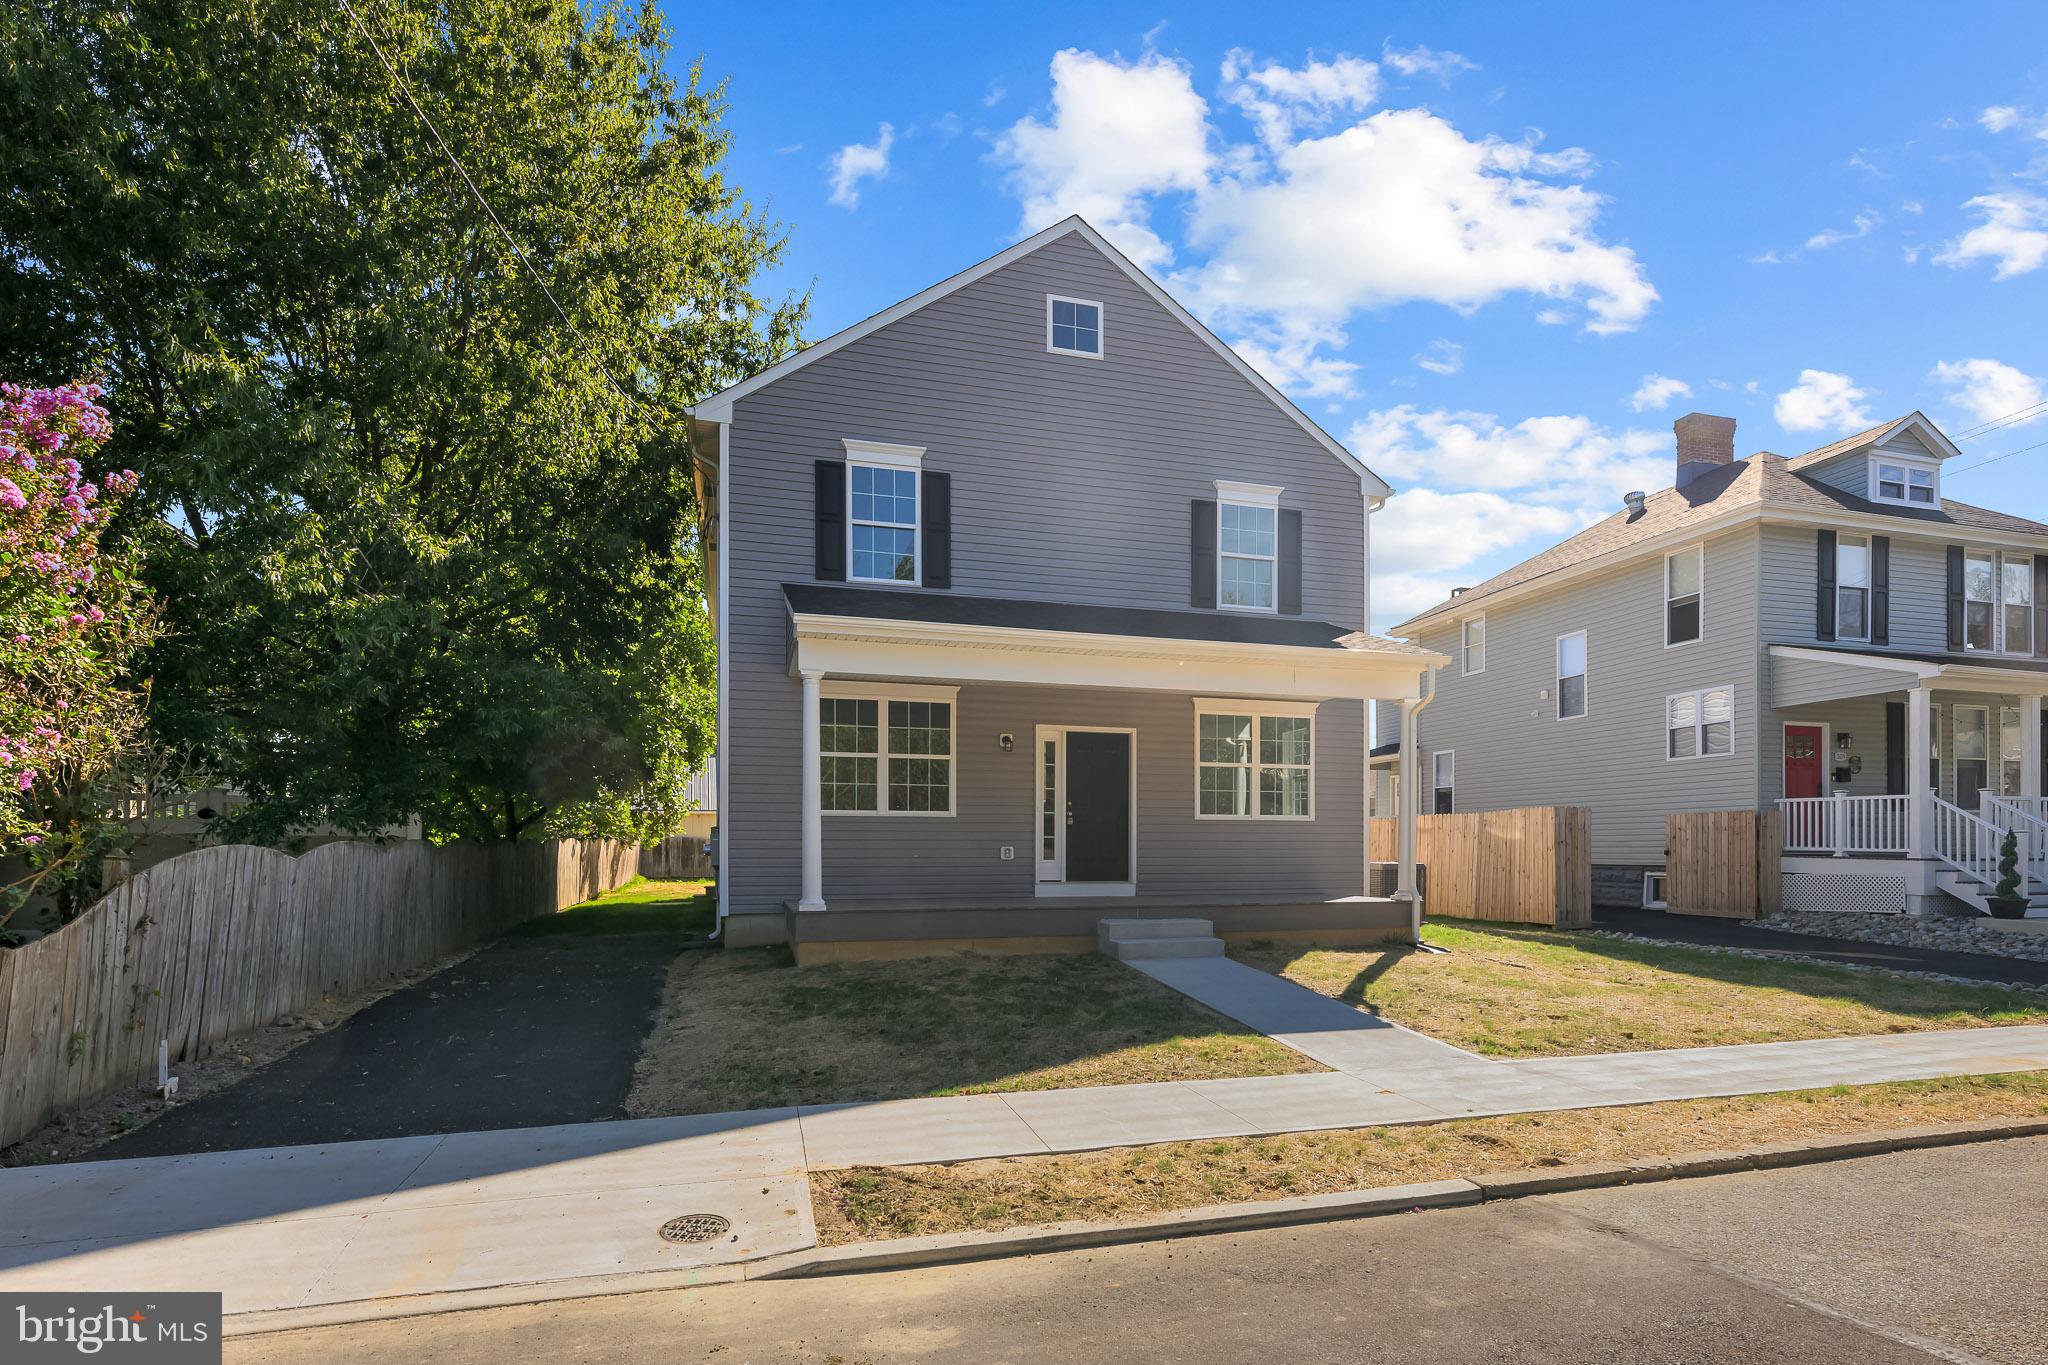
{"left": 627, "top": 946, "right": 1323, "bottom": 1116}
{"left": 1230, "top": 920, "right": 2048, "bottom": 1057}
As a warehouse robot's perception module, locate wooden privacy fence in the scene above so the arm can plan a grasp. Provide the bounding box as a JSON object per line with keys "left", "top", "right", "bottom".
{"left": 1666, "top": 810, "right": 1782, "bottom": 919}
{"left": 0, "top": 838, "right": 636, "bottom": 1149}
{"left": 639, "top": 835, "right": 712, "bottom": 880}
{"left": 1369, "top": 806, "right": 1592, "bottom": 928}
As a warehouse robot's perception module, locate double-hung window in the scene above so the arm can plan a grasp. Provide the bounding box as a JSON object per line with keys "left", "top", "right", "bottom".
{"left": 1217, "top": 493, "right": 1279, "bottom": 611}
{"left": 1665, "top": 546, "right": 1702, "bottom": 645}
{"left": 849, "top": 459, "right": 919, "bottom": 584}
{"left": 819, "top": 687, "right": 955, "bottom": 814}
{"left": 2005, "top": 554, "right": 2034, "bottom": 655}
{"left": 1461, "top": 615, "right": 1486, "bottom": 674}
{"left": 1667, "top": 685, "right": 1735, "bottom": 760}
{"left": 1836, "top": 534, "right": 1871, "bottom": 641}
{"left": 1046, "top": 295, "right": 1103, "bottom": 357}
{"left": 1875, "top": 460, "right": 1936, "bottom": 506}
{"left": 1431, "top": 751, "right": 1455, "bottom": 814}
{"left": 1196, "top": 702, "right": 1313, "bottom": 818}
{"left": 1556, "top": 630, "right": 1587, "bottom": 720}
{"left": 1964, "top": 550, "right": 1996, "bottom": 651}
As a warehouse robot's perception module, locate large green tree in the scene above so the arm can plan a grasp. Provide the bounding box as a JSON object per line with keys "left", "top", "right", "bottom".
{"left": 0, "top": 0, "right": 801, "bottom": 841}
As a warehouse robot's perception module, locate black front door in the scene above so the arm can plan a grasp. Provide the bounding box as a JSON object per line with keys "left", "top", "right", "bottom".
{"left": 1065, "top": 732, "right": 1131, "bottom": 883}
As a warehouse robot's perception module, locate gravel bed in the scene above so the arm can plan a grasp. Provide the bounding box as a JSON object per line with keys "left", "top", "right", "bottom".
{"left": 1750, "top": 910, "right": 2048, "bottom": 965}
{"left": 1583, "top": 928, "right": 2048, "bottom": 995}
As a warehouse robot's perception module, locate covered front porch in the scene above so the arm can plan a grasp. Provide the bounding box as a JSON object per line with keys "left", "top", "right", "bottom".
{"left": 1767, "top": 645, "right": 2048, "bottom": 913}
{"left": 772, "top": 584, "right": 1445, "bottom": 958}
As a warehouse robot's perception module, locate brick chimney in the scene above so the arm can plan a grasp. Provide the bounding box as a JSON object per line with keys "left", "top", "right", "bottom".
{"left": 1674, "top": 412, "right": 1737, "bottom": 489}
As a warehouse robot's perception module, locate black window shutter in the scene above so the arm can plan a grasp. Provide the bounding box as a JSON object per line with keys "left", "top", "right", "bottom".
{"left": 1885, "top": 700, "right": 1906, "bottom": 796}
{"left": 1815, "top": 529, "right": 1836, "bottom": 641}
{"left": 1946, "top": 545, "right": 1965, "bottom": 651}
{"left": 1871, "top": 535, "right": 1890, "bottom": 646}
{"left": 1278, "top": 509, "right": 1304, "bottom": 615}
{"left": 1190, "top": 499, "right": 1217, "bottom": 608}
{"left": 922, "top": 471, "right": 951, "bottom": 589}
{"left": 814, "top": 461, "right": 846, "bottom": 581}
{"left": 2034, "top": 558, "right": 2047, "bottom": 658}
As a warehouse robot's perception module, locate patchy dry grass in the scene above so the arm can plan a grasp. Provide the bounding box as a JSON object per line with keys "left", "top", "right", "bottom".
{"left": 627, "top": 948, "right": 1322, "bottom": 1116}
{"left": 1233, "top": 921, "right": 2048, "bottom": 1057}
{"left": 812, "top": 1071, "right": 2048, "bottom": 1242}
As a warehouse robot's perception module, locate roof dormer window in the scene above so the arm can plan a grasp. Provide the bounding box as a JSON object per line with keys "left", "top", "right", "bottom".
{"left": 1873, "top": 458, "right": 1936, "bottom": 507}
{"left": 1046, "top": 295, "right": 1103, "bottom": 358}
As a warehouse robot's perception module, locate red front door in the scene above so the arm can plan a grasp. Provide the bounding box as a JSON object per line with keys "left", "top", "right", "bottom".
{"left": 1784, "top": 725, "right": 1825, "bottom": 799}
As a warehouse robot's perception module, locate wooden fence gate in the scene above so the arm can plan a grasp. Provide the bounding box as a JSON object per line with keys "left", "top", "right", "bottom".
{"left": 1369, "top": 806, "right": 1592, "bottom": 928}
{"left": 1666, "top": 810, "right": 1783, "bottom": 918}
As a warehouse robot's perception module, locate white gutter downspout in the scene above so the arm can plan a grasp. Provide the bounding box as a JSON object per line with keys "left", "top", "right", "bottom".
{"left": 1394, "top": 664, "right": 1438, "bottom": 946}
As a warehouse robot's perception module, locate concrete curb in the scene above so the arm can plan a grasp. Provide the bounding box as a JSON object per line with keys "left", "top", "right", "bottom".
{"left": 754, "top": 1115, "right": 2048, "bottom": 1281}
{"left": 224, "top": 1115, "right": 2048, "bottom": 1336}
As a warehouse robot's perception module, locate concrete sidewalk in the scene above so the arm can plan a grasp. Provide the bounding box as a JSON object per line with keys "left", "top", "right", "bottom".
{"left": 5, "top": 1022, "right": 2046, "bottom": 1325}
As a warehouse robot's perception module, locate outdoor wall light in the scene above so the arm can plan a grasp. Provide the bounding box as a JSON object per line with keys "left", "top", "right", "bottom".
{"left": 998, "top": 733, "right": 1015, "bottom": 752}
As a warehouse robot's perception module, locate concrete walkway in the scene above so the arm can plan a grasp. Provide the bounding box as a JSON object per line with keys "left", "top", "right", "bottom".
{"left": 6, "top": 1019, "right": 2046, "bottom": 1325}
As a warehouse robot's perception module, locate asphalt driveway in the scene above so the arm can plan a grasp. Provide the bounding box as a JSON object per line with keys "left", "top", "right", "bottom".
{"left": 96, "top": 927, "right": 693, "bottom": 1159}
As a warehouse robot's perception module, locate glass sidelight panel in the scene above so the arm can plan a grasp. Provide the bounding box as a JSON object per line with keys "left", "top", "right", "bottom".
{"left": 1954, "top": 705, "right": 1989, "bottom": 809}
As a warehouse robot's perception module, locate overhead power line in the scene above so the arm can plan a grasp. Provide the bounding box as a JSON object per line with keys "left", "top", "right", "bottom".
{"left": 1945, "top": 435, "right": 2048, "bottom": 478}
{"left": 336, "top": 0, "right": 640, "bottom": 407}
{"left": 1951, "top": 399, "right": 2048, "bottom": 442}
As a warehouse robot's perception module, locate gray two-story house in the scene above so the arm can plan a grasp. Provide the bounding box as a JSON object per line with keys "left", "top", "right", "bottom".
{"left": 1378, "top": 411, "right": 2048, "bottom": 917}
{"left": 687, "top": 217, "right": 1440, "bottom": 962}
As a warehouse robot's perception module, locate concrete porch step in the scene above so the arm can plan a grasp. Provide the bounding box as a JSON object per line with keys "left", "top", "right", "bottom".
{"left": 1096, "top": 917, "right": 1226, "bottom": 961}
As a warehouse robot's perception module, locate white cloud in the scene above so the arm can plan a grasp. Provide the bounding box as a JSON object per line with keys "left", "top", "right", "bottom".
{"left": 1220, "top": 49, "right": 1380, "bottom": 150}
{"left": 1373, "top": 487, "right": 1574, "bottom": 577}
{"left": 827, "top": 123, "right": 894, "bottom": 209}
{"left": 1629, "top": 374, "right": 1691, "bottom": 412}
{"left": 1936, "top": 193, "right": 2048, "bottom": 278}
{"left": 994, "top": 49, "right": 1212, "bottom": 268}
{"left": 1380, "top": 42, "right": 1476, "bottom": 81}
{"left": 1774, "top": 370, "right": 1874, "bottom": 433}
{"left": 983, "top": 82, "right": 1007, "bottom": 108}
{"left": 1932, "top": 358, "right": 2046, "bottom": 429}
{"left": 1229, "top": 322, "right": 1361, "bottom": 398}
{"left": 1981, "top": 105, "right": 2022, "bottom": 133}
{"left": 1805, "top": 210, "right": 1879, "bottom": 250}
{"left": 1414, "top": 339, "right": 1463, "bottom": 375}
{"left": 1347, "top": 406, "right": 1669, "bottom": 509}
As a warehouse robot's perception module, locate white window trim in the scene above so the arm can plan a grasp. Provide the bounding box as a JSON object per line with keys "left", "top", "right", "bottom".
{"left": 1956, "top": 545, "right": 2034, "bottom": 658}
{"left": 1045, "top": 294, "right": 1105, "bottom": 358}
{"left": 1869, "top": 452, "right": 1939, "bottom": 508}
{"left": 1431, "top": 748, "right": 1454, "bottom": 813}
{"left": 819, "top": 681, "right": 958, "bottom": 817}
{"left": 1032, "top": 724, "right": 1138, "bottom": 894}
{"left": 845, "top": 444, "right": 924, "bottom": 587}
{"left": 1642, "top": 870, "right": 1668, "bottom": 910}
{"left": 1461, "top": 613, "right": 1486, "bottom": 675}
{"left": 1952, "top": 703, "right": 1991, "bottom": 805}
{"left": 1665, "top": 683, "right": 1737, "bottom": 763}
{"left": 1836, "top": 533, "right": 1872, "bottom": 644}
{"left": 1556, "top": 629, "right": 1588, "bottom": 721}
{"left": 1192, "top": 698, "right": 1317, "bottom": 821}
{"left": 2000, "top": 548, "right": 2035, "bottom": 657}
{"left": 1664, "top": 544, "right": 1703, "bottom": 649}
{"left": 1216, "top": 486, "right": 1282, "bottom": 615}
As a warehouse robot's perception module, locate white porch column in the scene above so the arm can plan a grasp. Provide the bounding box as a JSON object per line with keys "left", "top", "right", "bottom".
{"left": 798, "top": 670, "right": 827, "bottom": 912}
{"left": 1394, "top": 670, "right": 1435, "bottom": 945}
{"left": 1907, "top": 685, "right": 1932, "bottom": 859}
{"left": 2022, "top": 698, "right": 2043, "bottom": 800}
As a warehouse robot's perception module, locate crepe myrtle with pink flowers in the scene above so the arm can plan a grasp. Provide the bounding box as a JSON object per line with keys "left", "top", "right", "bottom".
{"left": 1, "top": 381, "right": 153, "bottom": 930}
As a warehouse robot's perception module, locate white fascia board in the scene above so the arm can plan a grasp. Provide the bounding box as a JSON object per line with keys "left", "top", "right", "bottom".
{"left": 687, "top": 217, "right": 1394, "bottom": 498}
{"left": 1767, "top": 645, "right": 1940, "bottom": 680}
{"left": 1934, "top": 664, "right": 2048, "bottom": 695}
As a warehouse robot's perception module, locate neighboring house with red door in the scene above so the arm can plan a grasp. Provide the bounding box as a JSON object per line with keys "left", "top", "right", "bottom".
{"left": 1374, "top": 410, "right": 2048, "bottom": 916}
{"left": 685, "top": 217, "right": 1442, "bottom": 963}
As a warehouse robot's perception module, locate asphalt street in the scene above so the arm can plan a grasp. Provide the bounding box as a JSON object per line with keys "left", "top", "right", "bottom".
{"left": 229, "top": 1134, "right": 2048, "bottom": 1364}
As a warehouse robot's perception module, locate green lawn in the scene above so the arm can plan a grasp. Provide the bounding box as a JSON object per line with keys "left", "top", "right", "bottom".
{"left": 1233, "top": 920, "right": 2048, "bottom": 1056}
{"left": 512, "top": 877, "right": 715, "bottom": 938}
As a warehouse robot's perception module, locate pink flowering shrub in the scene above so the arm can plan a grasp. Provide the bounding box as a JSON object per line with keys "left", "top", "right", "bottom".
{"left": 1, "top": 382, "right": 153, "bottom": 920}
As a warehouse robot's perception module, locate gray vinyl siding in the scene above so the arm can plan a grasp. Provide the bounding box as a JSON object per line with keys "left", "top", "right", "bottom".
{"left": 723, "top": 232, "right": 1371, "bottom": 918}
{"left": 1765, "top": 653, "right": 1918, "bottom": 708}
{"left": 1403, "top": 527, "right": 1762, "bottom": 865}
{"left": 1803, "top": 456, "right": 1868, "bottom": 498}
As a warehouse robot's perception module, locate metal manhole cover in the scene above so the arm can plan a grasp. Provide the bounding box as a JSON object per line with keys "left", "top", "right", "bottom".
{"left": 659, "top": 1213, "right": 731, "bottom": 1244}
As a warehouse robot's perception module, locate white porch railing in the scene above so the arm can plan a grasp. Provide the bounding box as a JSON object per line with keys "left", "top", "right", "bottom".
{"left": 1931, "top": 793, "right": 2012, "bottom": 889}
{"left": 1978, "top": 793, "right": 2048, "bottom": 883}
{"left": 1777, "top": 793, "right": 1909, "bottom": 855}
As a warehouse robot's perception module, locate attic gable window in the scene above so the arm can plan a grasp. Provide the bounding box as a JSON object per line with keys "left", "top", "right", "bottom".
{"left": 1046, "top": 295, "right": 1103, "bottom": 358}
{"left": 1873, "top": 458, "right": 1936, "bottom": 507}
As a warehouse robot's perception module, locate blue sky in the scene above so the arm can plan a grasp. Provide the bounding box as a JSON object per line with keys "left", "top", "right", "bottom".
{"left": 672, "top": 2, "right": 2048, "bottom": 631}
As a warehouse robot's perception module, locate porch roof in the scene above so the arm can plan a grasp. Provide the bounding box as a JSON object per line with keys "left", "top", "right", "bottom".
{"left": 784, "top": 583, "right": 1444, "bottom": 701}
{"left": 1769, "top": 642, "right": 2048, "bottom": 708}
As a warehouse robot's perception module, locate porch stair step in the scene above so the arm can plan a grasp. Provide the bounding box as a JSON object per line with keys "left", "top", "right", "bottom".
{"left": 1932, "top": 872, "right": 2048, "bottom": 916}
{"left": 1096, "top": 917, "right": 1226, "bottom": 961}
